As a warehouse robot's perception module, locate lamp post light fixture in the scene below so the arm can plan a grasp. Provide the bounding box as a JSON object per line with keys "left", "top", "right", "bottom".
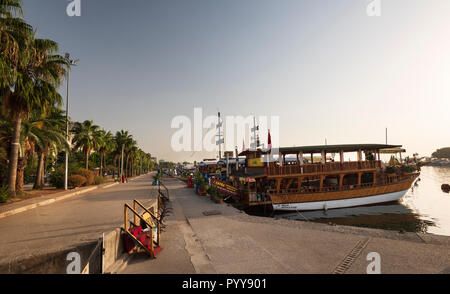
{"left": 64, "top": 53, "right": 79, "bottom": 190}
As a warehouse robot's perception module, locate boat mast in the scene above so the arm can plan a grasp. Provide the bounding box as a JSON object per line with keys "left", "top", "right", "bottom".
{"left": 216, "top": 111, "right": 223, "bottom": 160}
{"left": 251, "top": 116, "right": 260, "bottom": 150}
{"left": 385, "top": 127, "right": 388, "bottom": 144}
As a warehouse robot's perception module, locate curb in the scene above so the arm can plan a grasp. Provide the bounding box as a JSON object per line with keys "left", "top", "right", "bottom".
{"left": 103, "top": 182, "right": 119, "bottom": 189}
{"left": 0, "top": 182, "right": 119, "bottom": 220}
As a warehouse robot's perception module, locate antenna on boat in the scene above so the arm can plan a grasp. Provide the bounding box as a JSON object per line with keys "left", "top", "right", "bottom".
{"left": 385, "top": 127, "right": 388, "bottom": 144}
{"left": 216, "top": 111, "right": 224, "bottom": 160}
{"left": 251, "top": 116, "right": 260, "bottom": 150}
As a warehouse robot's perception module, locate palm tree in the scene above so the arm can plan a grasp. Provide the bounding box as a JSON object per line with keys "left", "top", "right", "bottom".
{"left": 133, "top": 148, "right": 143, "bottom": 176}
{"left": 72, "top": 120, "right": 102, "bottom": 170}
{"left": 1, "top": 31, "right": 66, "bottom": 196}
{"left": 97, "top": 129, "right": 115, "bottom": 177}
{"left": 125, "top": 141, "right": 138, "bottom": 178}
{"left": 127, "top": 145, "right": 138, "bottom": 177}
{"left": 0, "top": 0, "right": 32, "bottom": 88}
{"left": 1, "top": 0, "right": 31, "bottom": 194}
{"left": 115, "top": 130, "right": 133, "bottom": 177}
{"left": 33, "top": 107, "right": 68, "bottom": 189}
{"left": 0, "top": 99, "right": 12, "bottom": 184}
{"left": 144, "top": 153, "right": 153, "bottom": 173}
{"left": 0, "top": 107, "right": 65, "bottom": 192}
{"left": 15, "top": 108, "right": 67, "bottom": 191}
{"left": 133, "top": 149, "right": 149, "bottom": 176}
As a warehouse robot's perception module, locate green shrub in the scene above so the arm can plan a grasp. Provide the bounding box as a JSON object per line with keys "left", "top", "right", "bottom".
{"left": 94, "top": 176, "right": 105, "bottom": 185}
{"left": 69, "top": 175, "right": 86, "bottom": 188}
{"left": 49, "top": 168, "right": 65, "bottom": 189}
{"left": 73, "top": 169, "right": 95, "bottom": 186}
{"left": 152, "top": 173, "right": 161, "bottom": 182}
{"left": 207, "top": 185, "right": 218, "bottom": 196}
{"left": 193, "top": 171, "right": 206, "bottom": 186}
{"left": 401, "top": 165, "right": 416, "bottom": 173}
{"left": 201, "top": 182, "right": 209, "bottom": 191}
{"left": 385, "top": 166, "right": 396, "bottom": 174}
{"left": 0, "top": 185, "right": 9, "bottom": 203}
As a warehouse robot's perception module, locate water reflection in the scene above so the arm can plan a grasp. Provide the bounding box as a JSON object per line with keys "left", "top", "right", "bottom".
{"left": 251, "top": 166, "right": 450, "bottom": 236}
{"left": 401, "top": 166, "right": 450, "bottom": 236}
{"left": 274, "top": 203, "right": 435, "bottom": 233}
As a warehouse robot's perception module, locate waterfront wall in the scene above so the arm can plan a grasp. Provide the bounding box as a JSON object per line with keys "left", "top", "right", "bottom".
{"left": 0, "top": 239, "right": 102, "bottom": 274}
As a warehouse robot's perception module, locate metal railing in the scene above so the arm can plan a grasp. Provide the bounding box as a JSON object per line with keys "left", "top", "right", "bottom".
{"left": 158, "top": 181, "right": 170, "bottom": 201}
{"left": 123, "top": 203, "right": 157, "bottom": 258}
{"left": 267, "top": 160, "right": 381, "bottom": 176}
{"left": 132, "top": 199, "right": 161, "bottom": 246}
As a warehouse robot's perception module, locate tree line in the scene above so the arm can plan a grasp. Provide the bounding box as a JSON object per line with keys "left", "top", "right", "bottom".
{"left": 0, "top": 1, "right": 153, "bottom": 199}
{"left": 432, "top": 147, "right": 450, "bottom": 160}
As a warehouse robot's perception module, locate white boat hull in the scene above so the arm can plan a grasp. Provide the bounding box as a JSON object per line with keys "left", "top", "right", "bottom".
{"left": 272, "top": 190, "right": 409, "bottom": 211}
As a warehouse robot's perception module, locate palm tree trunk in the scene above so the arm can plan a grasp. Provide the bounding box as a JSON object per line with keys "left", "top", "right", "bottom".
{"left": 100, "top": 152, "right": 103, "bottom": 177}
{"left": 34, "top": 151, "right": 45, "bottom": 189}
{"left": 43, "top": 155, "right": 47, "bottom": 185}
{"left": 85, "top": 149, "right": 89, "bottom": 170}
{"left": 130, "top": 158, "right": 133, "bottom": 177}
{"left": 104, "top": 153, "right": 107, "bottom": 175}
{"left": 102, "top": 153, "right": 106, "bottom": 176}
{"left": 16, "top": 156, "right": 27, "bottom": 193}
{"left": 112, "top": 157, "right": 116, "bottom": 179}
{"left": 7, "top": 117, "right": 22, "bottom": 197}
{"left": 131, "top": 159, "right": 133, "bottom": 177}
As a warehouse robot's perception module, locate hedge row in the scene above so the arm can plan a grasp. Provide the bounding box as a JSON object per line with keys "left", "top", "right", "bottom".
{"left": 50, "top": 168, "right": 106, "bottom": 189}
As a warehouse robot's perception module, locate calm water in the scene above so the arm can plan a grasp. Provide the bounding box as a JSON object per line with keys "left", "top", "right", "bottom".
{"left": 248, "top": 166, "right": 450, "bottom": 236}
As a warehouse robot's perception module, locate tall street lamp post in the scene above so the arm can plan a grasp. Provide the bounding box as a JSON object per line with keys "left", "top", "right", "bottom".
{"left": 120, "top": 144, "right": 125, "bottom": 182}
{"left": 64, "top": 53, "right": 79, "bottom": 190}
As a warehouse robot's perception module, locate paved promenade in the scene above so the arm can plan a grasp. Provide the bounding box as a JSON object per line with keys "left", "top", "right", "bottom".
{"left": 122, "top": 176, "right": 450, "bottom": 274}
{"left": 0, "top": 174, "right": 155, "bottom": 265}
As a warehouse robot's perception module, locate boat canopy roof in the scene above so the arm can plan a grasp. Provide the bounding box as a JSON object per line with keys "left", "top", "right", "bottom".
{"left": 198, "top": 161, "right": 220, "bottom": 166}
{"left": 279, "top": 144, "right": 402, "bottom": 155}
{"left": 238, "top": 148, "right": 271, "bottom": 157}
{"left": 183, "top": 165, "right": 196, "bottom": 170}
{"left": 379, "top": 147, "right": 406, "bottom": 154}
{"left": 217, "top": 158, "right": 246, "bottom": 164}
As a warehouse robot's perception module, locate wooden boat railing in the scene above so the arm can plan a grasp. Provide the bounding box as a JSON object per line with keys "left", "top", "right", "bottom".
{"left": 267, "top": 160, "right": 382, "bottom": 176}
{"left": 267, "top": 173, "right": 417, "bottom": 196}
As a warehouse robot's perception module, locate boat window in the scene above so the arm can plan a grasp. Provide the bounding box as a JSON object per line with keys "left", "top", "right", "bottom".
{"left": 324, "top": 175, "right": 339, "bottom": 186}
{"left": 343, "top": 174, "right": 358, "bottom": 185}
{"left": 361, "top": 172, "right": 374, "bottom": 184}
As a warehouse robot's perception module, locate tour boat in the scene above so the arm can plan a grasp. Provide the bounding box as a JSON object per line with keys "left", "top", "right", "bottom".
{"left": 229, "top": 144, "right": 419, "bottom": 211}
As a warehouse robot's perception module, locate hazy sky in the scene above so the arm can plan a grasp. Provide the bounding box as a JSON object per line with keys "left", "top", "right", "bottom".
{"left": 22, "top": 0, "right": 450, "bottom": 162}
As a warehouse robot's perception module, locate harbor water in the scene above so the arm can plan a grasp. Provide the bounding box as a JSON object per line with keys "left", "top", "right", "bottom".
{"left": 249, "top": 166, "right": 450, "bottom": 236}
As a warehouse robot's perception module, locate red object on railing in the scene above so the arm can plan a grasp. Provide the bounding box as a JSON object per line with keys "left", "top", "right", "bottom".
{"left": 124, "top": 225, "right": 142, "bottom": 253}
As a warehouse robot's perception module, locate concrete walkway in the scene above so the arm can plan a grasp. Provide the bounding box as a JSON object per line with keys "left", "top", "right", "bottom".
{"left": 0, "top": 173, "right": 155, "bottom": 265}
{"left": 0, "top": 182, "right": 118, "bottom": 219}
{"left": 122, "top": 176, "right": 450, "bottom": 274}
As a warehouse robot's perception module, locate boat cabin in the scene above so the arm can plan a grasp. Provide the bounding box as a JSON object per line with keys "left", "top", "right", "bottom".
{"left": 233, "top": 144, "right": 417, "bottom": 207}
